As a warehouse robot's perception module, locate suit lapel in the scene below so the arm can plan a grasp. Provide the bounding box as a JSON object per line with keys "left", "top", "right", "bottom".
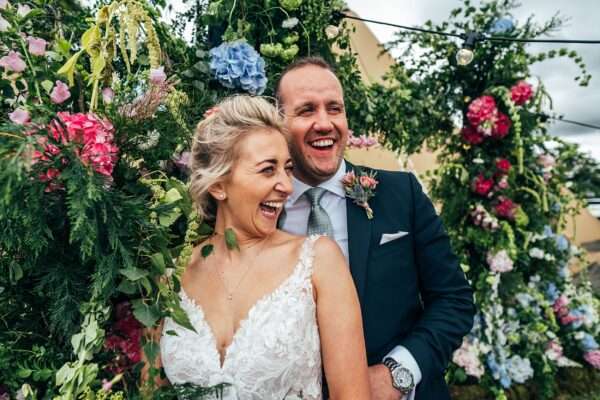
{"left": 345, "top": 162, "right": 372, "bottom": 302}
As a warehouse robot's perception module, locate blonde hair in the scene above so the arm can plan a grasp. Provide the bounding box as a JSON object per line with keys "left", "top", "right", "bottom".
{"left": 189, "top": 95, "right": 285, "bottom": 221}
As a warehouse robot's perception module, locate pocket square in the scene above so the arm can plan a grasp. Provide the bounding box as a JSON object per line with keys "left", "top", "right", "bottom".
{"left": 379, "top": 231, "right": 409, "bottom": 245}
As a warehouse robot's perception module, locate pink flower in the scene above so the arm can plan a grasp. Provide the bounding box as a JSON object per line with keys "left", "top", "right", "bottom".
{"left": 102, "top": 87, "right": 114, "bottom": 104}
{"left": 359, "top": 175, "right": 378, "bottom": 189}
{"left": 347, "top": 134, "right": 378, "bottom": 149}
{"left": 546, "top": 341, "right": 564, "bottom": 360}
{"left": 537, "top": 154, "right": 556, "bottom": 169}
{"left": 39, "top": 168, "right": 62, "bottom": 192}
{"left": 342, "top": 171, "right": 356, "bottom": 186}
{"left": 584, "top": 350, "right": 600, "bottom": 369}
{"left": 8, "top": 108, "right": 30, "bottom": 125}
{"left": 27, "top": 37, "right": 47, "bottom": 56}
{"left": 472, "top": 174, "right": 494, "bottom": 196}
{"left": 0, "top": 51, "right": 26, "bottom": 72}
{"left": 492, "top": 112, "right": 511, "bottom": 139}
{"left": 494, "top": 196, "right": 517, "bottom": 220}
{"left": 496, "top": 175, "right": 509, "bottom": 190}
{"left": 510, "top": 81, "right": 533, "bottom": 105}
{"left": 560, "top": 314, "right": 581, "bottom": 325}
{"left": 452, "top": 341, "right": 484, "bottom": 378}
{"left": 486, "top": 249, "right": 514, "bottom": 273}
{"left": 50, "top": 81, "right": 71, "bottom": 104}
{"left": 102, "top": 379, "right": 113, "bottom": 392}
{"left": 149, "top": 66, "right": 167, "bottom": 85}
{"left": 467, "top": 95, "right": 498, "bottom": 127}
{"left": 552, "top": 295, "right": 570, "bottom": 316}
{"left": 495, "top": 158, "right": 511, "bottom": 173}
{"left": 461, "top": 125, "right": 484, "bottom": 145}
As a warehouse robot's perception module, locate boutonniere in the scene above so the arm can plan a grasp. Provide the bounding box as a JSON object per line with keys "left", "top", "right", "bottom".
{"left": 342, "top": 170, "right": 378, "bottom": 219}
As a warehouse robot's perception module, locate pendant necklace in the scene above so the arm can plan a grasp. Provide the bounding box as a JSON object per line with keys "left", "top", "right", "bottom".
{"left": 217, "top": 237, "right": 268, "bottom": 301}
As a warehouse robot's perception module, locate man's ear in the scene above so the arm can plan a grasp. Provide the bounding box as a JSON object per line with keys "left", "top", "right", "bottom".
{"left": 207, "top": 182, "right": 227, "bottom": 201}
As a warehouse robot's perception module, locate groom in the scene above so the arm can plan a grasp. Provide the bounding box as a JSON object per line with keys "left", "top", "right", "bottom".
{"left": 276, "top": 57, "right": 475, "bottom": 400}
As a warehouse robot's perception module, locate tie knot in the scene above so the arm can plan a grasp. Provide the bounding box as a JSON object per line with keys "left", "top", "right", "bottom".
{"left": 304, "top": 187, "right": 327, "bottom": 207}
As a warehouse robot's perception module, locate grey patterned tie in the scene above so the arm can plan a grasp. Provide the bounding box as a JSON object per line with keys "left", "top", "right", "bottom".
{"left": 305, "top": 187, "right": 334, "bottom": 238}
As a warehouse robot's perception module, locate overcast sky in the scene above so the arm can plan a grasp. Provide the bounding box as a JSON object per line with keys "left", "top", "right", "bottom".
{"left": 346, "top": 0, "right": 600, "bottom": 160}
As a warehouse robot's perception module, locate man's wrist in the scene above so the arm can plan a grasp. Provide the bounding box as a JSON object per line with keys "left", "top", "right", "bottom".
{"left": 383, "top": 357, "right": 415, "bottom": 394}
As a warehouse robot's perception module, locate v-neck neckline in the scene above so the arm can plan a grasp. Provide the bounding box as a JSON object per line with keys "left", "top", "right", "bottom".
{"left": 179, "top": 237, "right": 311, "bottom": 370}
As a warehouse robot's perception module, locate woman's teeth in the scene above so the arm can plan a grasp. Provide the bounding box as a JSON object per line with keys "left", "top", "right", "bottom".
{"left": 262, "top": 201, "right": 283, "bottom": 209}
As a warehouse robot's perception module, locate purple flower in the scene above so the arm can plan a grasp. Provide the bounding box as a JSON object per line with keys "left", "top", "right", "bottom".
{"left": 50, "top": 80, "right": 71, "bottom": 104}
{"left": 209, "top": 41, "right": 267, "bottom": 95}
{"left": 8, "top": 108, "right": 30, "bottom": 124}
{"left": 27, "top": 37, "right": 48, "bottom": 56}
{"left": 0, "top": 51, "right": 27, "bottom": 72}
{"left": 149, "top": 66, "right": 167, "bottom": 85}
{"left": 102, "top": 87, "right": 115, "bottom": 104}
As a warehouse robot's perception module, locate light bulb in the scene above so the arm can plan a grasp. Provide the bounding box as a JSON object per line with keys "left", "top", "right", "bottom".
{"left": 456, "top": 48, "right": 474, "bottom": 66}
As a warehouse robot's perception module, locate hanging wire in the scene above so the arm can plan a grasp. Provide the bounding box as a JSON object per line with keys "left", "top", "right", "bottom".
{"left": 334, "top": 11, "right": 600, "bottom": 44}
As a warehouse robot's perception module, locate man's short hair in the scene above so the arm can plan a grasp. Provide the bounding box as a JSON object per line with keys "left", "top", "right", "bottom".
{"left": 274, "top": 56, "right": 336, "bottom": 105}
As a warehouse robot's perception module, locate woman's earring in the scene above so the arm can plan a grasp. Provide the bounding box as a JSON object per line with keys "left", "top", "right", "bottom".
{"left": 218, "top": 194, "right": 226, "bottom": 200}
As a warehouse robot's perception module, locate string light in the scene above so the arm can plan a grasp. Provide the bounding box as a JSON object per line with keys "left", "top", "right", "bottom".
{"left": 456, "top": 32, "right": 480, "bottom": 66}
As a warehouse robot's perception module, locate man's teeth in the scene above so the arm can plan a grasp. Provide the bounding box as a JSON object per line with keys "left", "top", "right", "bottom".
{"left": 311, "top": 139, "right": 334, "bottom": 147}
{"left": 262, "top": 201, "right": 283, "bottom": 209}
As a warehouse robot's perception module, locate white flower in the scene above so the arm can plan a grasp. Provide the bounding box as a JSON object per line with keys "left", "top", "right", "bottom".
{"left": 16, "top": 3, "right": 31, "bottom": 17}
{"left": 0, "top": 15, "right": 9, "bottom": 32}
{"left": 473, "top": 157, "right": 484, "bottom": 164}
{"left": 507, "top": 355, "right": 534, "bottom": 383}
{"left": 325, "top": 25, "right": 340, "bottom": 39}
{"left": 0, "top": 0, "right": 9, "bottom": 10}
{"left": 529, "top": 247, "right": 545, "bottom": 259}
{"left": 543, "top": 253, "right": 555, "bottom": 261}
{"left": 486, "top": 250, "right": 514, "bottom": 273}
{"left": 137, "top": 130, "right": 160, "bottom": 150}
{"left": 281, "top": 17, "right": 299, "bottom": 29}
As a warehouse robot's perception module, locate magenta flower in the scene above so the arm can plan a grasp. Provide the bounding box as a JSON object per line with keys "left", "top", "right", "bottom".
{"left": 50, "top": 81, "right": 71, "bottom": 104}
{"left": 8, "top": 108, "right": 30, "bottom": 125}
{"left": 0, "top": 51, "right": 27, "bottom": 73}
{"left": 149, "top": 66, "right": 167, "bottom": 85}
{"left": 510, "top": 81, "right": 533, "bottom": 105}
{"left": 102, "top": 87, "right": 114, "bottom": 104}
{"left": 467, "top": 95, "right": 498, "bottom": 127}
{"left": 27, "top": 37, "right": 48, "bottom": 56}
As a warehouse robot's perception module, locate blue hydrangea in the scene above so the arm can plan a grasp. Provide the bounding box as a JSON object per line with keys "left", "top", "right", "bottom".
{"left": 490, "top": 18, "right": 514, "bottom": 34}
{"left": 555, "top": 234, "right": 569, "bottom": 252}
{"left": 487, "top": 353, "right": 512, "bottom": 389}
{"left": 543, "top": 225, "right": 554, "bottom": 237}
{"left": 546, "top": 283, "right": 559, "bottom": 302}
{"left": 580, "top": 333, "right": 599, "bottom": 351}
{"left": 209, "top": 41, "right": 268, "bottom": 95}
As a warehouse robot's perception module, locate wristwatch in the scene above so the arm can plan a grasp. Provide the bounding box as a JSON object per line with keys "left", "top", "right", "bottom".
{"left": 383, "top": 357, "right": 415, "bottom": 394}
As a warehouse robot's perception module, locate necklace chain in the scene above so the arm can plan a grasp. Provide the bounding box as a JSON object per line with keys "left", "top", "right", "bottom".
{"left": 216, "top": 237, "right": 268, "bottom": 301}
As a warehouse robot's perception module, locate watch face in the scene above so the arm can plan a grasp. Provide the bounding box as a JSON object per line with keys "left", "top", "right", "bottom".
{"left": 392, "top": 367, "right": 414, "bottom": 390}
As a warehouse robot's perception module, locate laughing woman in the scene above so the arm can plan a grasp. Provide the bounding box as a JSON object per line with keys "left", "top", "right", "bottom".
{"left": 156, "top": 95, "right": 371, "bottom": 399}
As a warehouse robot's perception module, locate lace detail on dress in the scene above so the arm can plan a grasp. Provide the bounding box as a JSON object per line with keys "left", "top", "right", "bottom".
{"left": 160, "top": 235, "right": 322, "bottom": 400}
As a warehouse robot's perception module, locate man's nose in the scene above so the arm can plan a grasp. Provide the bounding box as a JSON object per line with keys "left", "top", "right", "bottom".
{"left": 313, "top": 109, "right": 334, "bottom": 133}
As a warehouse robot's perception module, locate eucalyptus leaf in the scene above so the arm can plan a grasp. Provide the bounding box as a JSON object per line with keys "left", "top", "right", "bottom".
{"left": 164, "top": 188, "right": 183, "bottom": 204}
{"left": 143, "top": 341, "right": 159, "bottom": 364}
{"left": 201, "top": 244, "right": 214, "bottom": 258}
{"left": 150, "top": 252, "right": 166, "bottom": 273}
{"left": 117, "top": 280, "right": 137, "bottom": 295}
{"left": 224, "top": 228, "right": 239, "bottom": 251}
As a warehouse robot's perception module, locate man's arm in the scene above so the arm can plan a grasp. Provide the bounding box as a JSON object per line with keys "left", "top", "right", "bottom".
{"left": 398, "top": 172, "right": 476, "bottom": 380}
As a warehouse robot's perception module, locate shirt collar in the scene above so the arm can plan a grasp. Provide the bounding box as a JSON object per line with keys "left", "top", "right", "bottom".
{"left": 288, "top": 160, "right": 347, "bottom": 205}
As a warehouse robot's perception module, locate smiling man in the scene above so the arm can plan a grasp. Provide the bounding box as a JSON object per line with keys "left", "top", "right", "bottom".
{"left": 276, "top": 57, "right": 476, "bottom": 400}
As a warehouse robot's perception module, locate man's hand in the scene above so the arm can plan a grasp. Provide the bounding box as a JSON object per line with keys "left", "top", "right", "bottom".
{"left": 368, "top": 364, "right": 406, "bottom": 400}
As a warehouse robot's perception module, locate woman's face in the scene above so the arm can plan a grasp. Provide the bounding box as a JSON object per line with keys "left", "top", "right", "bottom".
{"left": 217, "top": 128, "right": 293, "bottom": 239}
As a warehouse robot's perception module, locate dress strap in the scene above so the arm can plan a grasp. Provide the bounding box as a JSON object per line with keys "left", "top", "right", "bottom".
{"left": 296, "top": 234, "right": 321, "bottom": 282}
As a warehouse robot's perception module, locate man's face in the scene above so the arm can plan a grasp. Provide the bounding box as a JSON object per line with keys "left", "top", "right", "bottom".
{"left": 278, "top": 65, "right": 349, "bottom": 186}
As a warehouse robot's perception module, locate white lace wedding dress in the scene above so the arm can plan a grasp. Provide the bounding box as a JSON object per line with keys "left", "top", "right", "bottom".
{"left": 160, "top": 236, "right": 322, "bottom": 400}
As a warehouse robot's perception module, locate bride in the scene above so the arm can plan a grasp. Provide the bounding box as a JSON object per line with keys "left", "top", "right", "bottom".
{"left": 155, "top": 95, "right": 370, "bottom": 399}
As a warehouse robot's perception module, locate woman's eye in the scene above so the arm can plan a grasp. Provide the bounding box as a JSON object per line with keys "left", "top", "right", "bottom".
{"left": 285, "top": 165, "right": 294, "bottom": 175}
{"left": 261, "top": 166, "right": 275, "bottom": 174}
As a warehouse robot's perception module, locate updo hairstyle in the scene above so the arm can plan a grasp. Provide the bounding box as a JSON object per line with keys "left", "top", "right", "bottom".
{"left": 189, "top": 95, "right": 285, "bottom": 221}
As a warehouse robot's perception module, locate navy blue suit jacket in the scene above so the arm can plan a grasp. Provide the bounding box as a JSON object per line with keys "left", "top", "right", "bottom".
{"left": 344, "top": 162, "right": 475, "bottom": 399}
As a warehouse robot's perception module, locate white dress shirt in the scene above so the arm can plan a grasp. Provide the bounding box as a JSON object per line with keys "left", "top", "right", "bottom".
{"left": 281, "top": 160, "right": 421, "bottom": 399}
